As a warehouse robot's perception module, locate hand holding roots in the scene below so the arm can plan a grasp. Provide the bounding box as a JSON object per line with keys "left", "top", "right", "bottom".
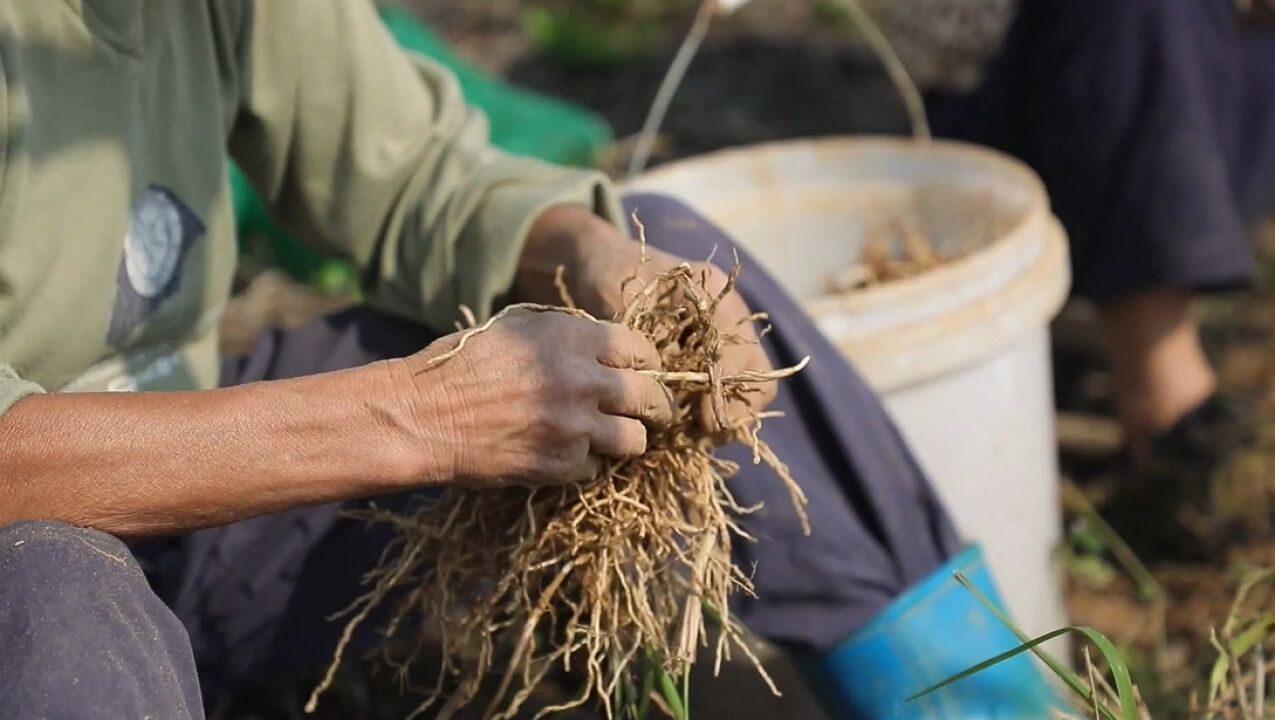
{"left": 307, "top": 257, "right": 809, "bottom": 720}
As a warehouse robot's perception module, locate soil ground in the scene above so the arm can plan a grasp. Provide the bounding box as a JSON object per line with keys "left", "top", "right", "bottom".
{"left": 217, "top": 2, "right": 1275, "bottom": 717}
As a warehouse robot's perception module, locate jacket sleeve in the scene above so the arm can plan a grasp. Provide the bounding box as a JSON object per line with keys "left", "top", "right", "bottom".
{"left": 0, "top": 364, "right": 44, "bottom": 421}
{"left": 224, "top": 0, "right": 623, "bottom": 327}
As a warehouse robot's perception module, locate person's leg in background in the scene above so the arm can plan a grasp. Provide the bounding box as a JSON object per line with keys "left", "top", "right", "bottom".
{"left": 930, "top": 0, "right": 1275, "bottom": 541}
{"left": 1098, "top": 291, "right": 1216, "bottom": 465}
{"left": 0, "top": 520, "right": 204, "bottom": 720}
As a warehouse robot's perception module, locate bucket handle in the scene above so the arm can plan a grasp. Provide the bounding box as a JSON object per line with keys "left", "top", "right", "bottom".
{"left": 625, "top": 0, "right": 931, "bottom": 181}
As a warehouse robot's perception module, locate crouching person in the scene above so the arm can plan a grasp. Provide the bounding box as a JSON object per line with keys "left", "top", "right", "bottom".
{"left": 0, "top": 2, "right": 1061, "bottom": 718}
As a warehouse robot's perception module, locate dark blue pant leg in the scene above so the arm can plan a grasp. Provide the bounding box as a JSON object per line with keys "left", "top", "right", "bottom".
{"left": 0, "top": 521, "right": 203, "bottom": 720}
{"left": 931, "top": 0, "right": 1275, "bottom": 304}
{"left": 622, "top": 193, "right": 962, "bottom": 651}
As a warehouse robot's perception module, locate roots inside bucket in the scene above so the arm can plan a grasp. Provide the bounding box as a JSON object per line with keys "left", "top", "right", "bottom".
{"left": 306, "top": 227, "right": 809, "bottom": 720}
{"left": 825, "top": 217, "right": 971, "bottom": 292}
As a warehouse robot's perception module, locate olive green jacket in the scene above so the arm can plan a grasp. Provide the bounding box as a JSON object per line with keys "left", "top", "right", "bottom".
{"left": 0, "top": 0, "right": 621, "bottom": 419}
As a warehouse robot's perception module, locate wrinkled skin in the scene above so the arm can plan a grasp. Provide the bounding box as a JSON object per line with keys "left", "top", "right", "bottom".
{"left": 384, "top": 204, "right": 777, "bottom": 491}
{"left": 518, "top": 205, "right": 777, "bottom": 423}
{"left": 392, "top": 309, "right": 673, "bottom": 489}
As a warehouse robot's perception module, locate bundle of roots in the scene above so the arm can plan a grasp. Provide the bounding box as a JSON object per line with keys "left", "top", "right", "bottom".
{"left": 307, "top": 230, "right": 809, "bottom": 720}
{"left": 825, "top": 219, "right": 969, "bottom": 293}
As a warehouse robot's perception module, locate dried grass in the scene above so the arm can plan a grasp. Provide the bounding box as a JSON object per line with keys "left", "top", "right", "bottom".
{"left": 306, "top": 220, "right": 808, "bottom": 719}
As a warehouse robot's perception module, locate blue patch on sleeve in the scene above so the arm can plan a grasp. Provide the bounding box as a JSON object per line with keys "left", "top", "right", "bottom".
{"left": 106, "top": 185, "right": 206, "bottom": 347}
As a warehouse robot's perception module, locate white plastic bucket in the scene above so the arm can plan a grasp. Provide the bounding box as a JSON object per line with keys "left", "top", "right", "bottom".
{"left": 627, "top": 137, "right": 1071, "bottom": 644}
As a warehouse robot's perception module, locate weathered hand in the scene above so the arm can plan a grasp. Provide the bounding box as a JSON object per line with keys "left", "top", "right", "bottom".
{"left": 389, "top": 309, "right": 673, "bottom": 489}
{"left": 516, "top": 205, "right": 777, "bottom": 428}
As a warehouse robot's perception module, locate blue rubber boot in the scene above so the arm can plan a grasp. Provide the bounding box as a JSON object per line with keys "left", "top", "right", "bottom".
{"left": 815, "top": 545, "right": 1068, "bottom": 719}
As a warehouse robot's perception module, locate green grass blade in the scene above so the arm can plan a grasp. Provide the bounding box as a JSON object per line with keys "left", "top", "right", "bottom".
{"left": 908, "top": 623, "right": 1139, "bottom": 720}
{"left": 905, "top": 627, "right": 1073, "bottom": 700}
{"left": 637, "top": 663, "right": 654, "bottom": 720}
{"left": 1079, "top": 628, "right": 1140, "bottom": 720}
{"left": 929, "top": 572, "right": 1140, "bottom": 720}
{"left": 1220, "top": 569, "right": 1275, "bottom": 640}
{"left": 1231, "top": 569, "right": 1275, "bottom": 616}
{"left": 615, "top": 662, "right": 627, "bottom": 718}
{"left": 656, "top": 666, "right": 686, "bottom": 720}
{"left": 1062, "top": 483, "right": 1162, "bottom": 603}
{"left": 1208, "top": 629, "right": 1230, "bottom": 707}
{"left": 1210, "top": 569, "right": 1275, "bottom": 705}
{"left": 701, "top": 602, "right": 723, "bottom": 625}
{"left": 1232, "top": 612, "right": 1275, "bottom": 657}
{"left": 682, "top": 669, "right": 690, "bottom": 720}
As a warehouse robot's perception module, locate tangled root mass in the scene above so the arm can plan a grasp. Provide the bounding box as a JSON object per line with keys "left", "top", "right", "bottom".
{"left": 308, "top": 228, "right": 808, "bottom": 720}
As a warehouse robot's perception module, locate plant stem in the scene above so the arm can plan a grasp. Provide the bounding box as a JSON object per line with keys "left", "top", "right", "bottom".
{"left": 1061, "top": 481, "right": 1162, "bottom": 603}
{"left": 682, "top": 668, "right": 692, "bottom": 719}
{"left": 657, "top": 666, "right": 687, "bottom": 720}
{"left": 638, "top": 662, "right": 655, "bottom": 720}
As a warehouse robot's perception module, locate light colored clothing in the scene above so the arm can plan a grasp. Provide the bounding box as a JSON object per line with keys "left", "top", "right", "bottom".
{"left": 0, "top": 0, "right": 621, "bottom": 418}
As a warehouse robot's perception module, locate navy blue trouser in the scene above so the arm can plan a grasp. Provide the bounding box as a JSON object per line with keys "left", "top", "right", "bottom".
{"left": 930, "top": 0, "right": 1275, "bottom": 304}
{"left": 0, "top": 195, "right": 959, "bottom": 718}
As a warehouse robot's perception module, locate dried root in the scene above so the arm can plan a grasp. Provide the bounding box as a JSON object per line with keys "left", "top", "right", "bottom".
{"left": 825, "top": 218, "right": 968, "bottom": 292}
{"left": 307, "top": 239, "right": 808, "bottom": 719}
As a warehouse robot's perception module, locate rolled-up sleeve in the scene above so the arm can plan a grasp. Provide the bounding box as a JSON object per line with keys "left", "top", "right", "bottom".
{"left": 0, "top": 364, "right": 44, "bottom": 421}
{"left": 224, "top": 0, "right": 623, "bottom": 328}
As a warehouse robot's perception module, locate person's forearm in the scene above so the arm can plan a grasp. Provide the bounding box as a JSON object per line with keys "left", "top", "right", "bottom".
{"left": 0, "top": 363, "right": 423, "bottom": 538}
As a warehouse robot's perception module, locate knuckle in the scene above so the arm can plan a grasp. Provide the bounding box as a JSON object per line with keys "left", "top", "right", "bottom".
{"left": 543, "top": 410, "right": 584, "bottom": 441}
{"left": 598, "top": 323, "right": 632, "bottom": 357}
{"left": 567, "top": 460, "right": 597, "bottom": 484}
{"left": 568, "top": 414, "right": 595, "bottom": 440}
{"left": 531, "top": 440, "right": 588, "bottom": 483}
{"left": 558, "top": 442, "right": 594, "bottom": 482}
{"left": 629, "top": 332, "right": 658, "bottom": 366}
{"left": 529, "top": 457, "right": 568, "bottom": 485}
{"left": 536, "top": 450, "right": 566, "bottom": 474}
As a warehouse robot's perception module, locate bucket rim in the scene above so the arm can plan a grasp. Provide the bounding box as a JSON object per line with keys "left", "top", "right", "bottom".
{"left": 835, "top": 217, "right": 1071, "bottom": 392}
{"left": 626, "top": 136, "right": 1071, "bottom": 391}
{"left": 626, "top": 136, "right": 1052, "bottom": 319}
